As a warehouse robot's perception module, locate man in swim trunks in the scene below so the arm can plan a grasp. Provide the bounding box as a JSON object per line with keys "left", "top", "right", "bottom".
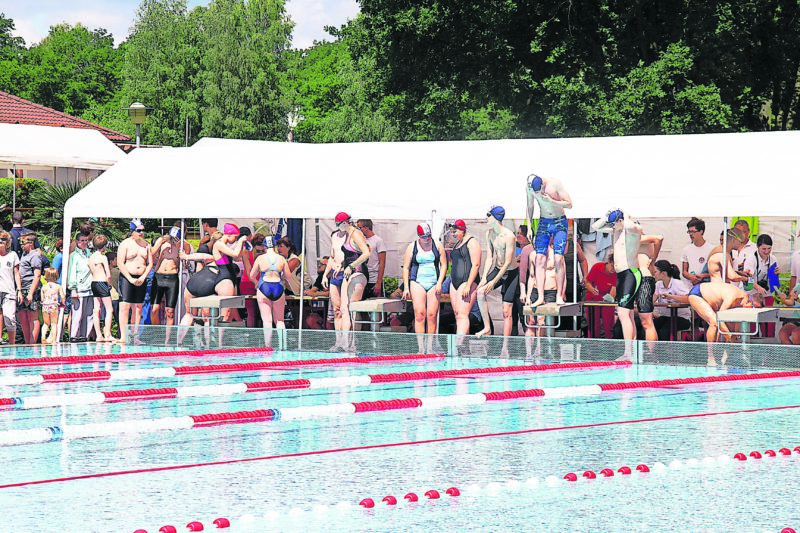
{"left": 637, "top": 233, "right": 664, "bottom": 342}
{"left": 476, "top": 206, "right": 519, "bottom": 339}
{"left": 151, "top": 225, "right": 191, "bottom": 328}
{"left": 688, "top": 282, "right": 764, "bottom": 365}
{"left": 88, "top": 235, "right": 113, "bottom": 342}
{"left": 593, "top": 210, "right": 643, "bottom": 357}
{"left": 117, "top": 219, "right": 153, "bottom": 343}
{"left": 526, "top": 173, "right": 573, "bottom": 306}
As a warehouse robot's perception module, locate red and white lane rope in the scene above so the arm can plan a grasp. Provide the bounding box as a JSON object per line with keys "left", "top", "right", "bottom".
{"left": 0, "top": 353, "right": 444, "bottom": 387}
{"left": 0, "top": 360, "right": 630, "bottom": 410}
{"left": 1, "top": 368, "right": 797, "bottom": 447}
{"left": 133, "top": 446, "right": 800, "bottom": 532}
{"left": 0, "top": 346, "right": 273, "bottom": 369}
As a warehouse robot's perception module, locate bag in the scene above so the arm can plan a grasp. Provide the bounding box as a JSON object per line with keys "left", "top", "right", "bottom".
{"left": 757, "top": 279, "right": 770, "bottom": 291}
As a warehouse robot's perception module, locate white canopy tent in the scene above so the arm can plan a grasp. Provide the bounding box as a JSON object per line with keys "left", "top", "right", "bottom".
{"left": 61, "top": 131, "right": 800, "bottom": 334}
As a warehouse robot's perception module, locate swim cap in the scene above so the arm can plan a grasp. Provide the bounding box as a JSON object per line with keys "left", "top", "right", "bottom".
{"left": 130, "top": 218, "right": 143, "bottom": 230}
{"left": 223, "top": 223, "right": 240, "bottom": 235}
{"left": 168, "top": 227, "right": 181, "bottom": 239}
{"left": 487, "top": 206, "right": 506, "bottom": 222}
{"left": 528, "top": 174, "right": 543, "bottom": 192}
{"left": 264, "top": 235, "right": 275, "bottom": 248}
{"left": 451, "top": 219, "right": 467, "bottom": 231}
{"left": 417, "top": 223, "right": 432, "bottom": 237}
{"left": 607, "top": 209, "right": 624, "bottom": 224}
{"left": 335, "top": 212, "right": 351, "bottom": 224}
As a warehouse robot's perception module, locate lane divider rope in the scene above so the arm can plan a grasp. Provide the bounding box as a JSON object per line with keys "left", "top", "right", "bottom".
{"left": 0, "top": 360, "right": 630, "bottom": 410}
{"left": 0, "top": 353, "right": 444, "bottom": 387}
{"left": 0, "top": 346, "right": 273, "bottom": 369}
{"left": 1, "top": 368, "right": 796, "bottom": 447}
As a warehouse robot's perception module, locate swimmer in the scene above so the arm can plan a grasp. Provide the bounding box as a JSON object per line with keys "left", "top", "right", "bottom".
{"left": 447, "top": 219, "right": 482, "bottom": 335}
{"left": 636, "top": 234, "right": 664, "bottom": 342}
{"left": 526, "top": 173, "right": 573, "bottom": 306}
{"left": 322, "top": 212, "right": 370, "bottom": 350}
{"left": 117, "top": 219, "right": 153, "bottom": 343}
{"left": 249, "top": 236, "right": 293, "bottom": 343}
{"left": 403, "top": 223, "right": 447, "bottom": 351}
{"left": 476, "top": 206, "right": 520, "bottom": 341}
{"left": 88, "top": 234, "right": 113, "bottom": 342}
{"left": 151, "top": 224, "right": 191, "bottom": 328}
{"left": 707, "top": 229, "right": 748, "bottom": 284}
{"left": 687, "top": 282, "right": 764, "bottom": 365}
{"left": 593, "top": 209, "right": 643, "bottom": 359}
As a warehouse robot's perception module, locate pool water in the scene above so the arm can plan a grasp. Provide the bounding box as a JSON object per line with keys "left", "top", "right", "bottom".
{"left": 0, "top": 342, "right": 797, "bottom": 532}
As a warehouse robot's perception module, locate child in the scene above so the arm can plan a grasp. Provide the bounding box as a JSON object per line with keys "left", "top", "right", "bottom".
{"left": 89, "top": 235, "right": 113, "bottom": 342}
{"left": 40, "top": 267, "right": 65, "bottom": 344}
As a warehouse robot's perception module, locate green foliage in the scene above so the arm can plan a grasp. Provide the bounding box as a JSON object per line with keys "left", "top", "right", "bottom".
{"left": 24, "top": 181, "right": 87, "bottom": 239}
{"left": 0, "top": 12, "right": 28, "bottom": 94}
{"left": 0, "top": 178, "right": 47, "bottom": 213}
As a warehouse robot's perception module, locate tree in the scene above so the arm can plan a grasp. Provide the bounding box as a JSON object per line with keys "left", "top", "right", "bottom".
{"left": 199, "top": 0, "right": 295, "bottom": 140}
{"left": 0, "top": 12, "right": 28, "bottom": 95}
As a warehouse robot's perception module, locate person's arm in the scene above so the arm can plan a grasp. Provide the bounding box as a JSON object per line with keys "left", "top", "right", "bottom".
{"left": 287, "top": 256, "right": 301, "bottom": 274}
{"left": 546, "top": 181, "right": 573, "bottom": 209}
{"left": 592, "top": 217, "right": 614, "bottom": 234}
{"left": 140, "top": 245, "right": 154, "bottom": 281}
{"left": 435, "top": 242, "right": 447, "bottom": 296}
{"left": 402, "top": 243, "right": 413, "bottom": 299}
{"left": 151, "top": 236, "right": 167, "bottom": 261}
{"left": 102, "top": 256, "right": 111, "bottom": 284}
{"left": 67, "top": 253, "right": 79, "bottom": 291}
{"left": 345, "top": 230, "right": 371, "bottom": 280}
{"left": 487, "top": 232, "right": 516, "bottom": 290}
{"left": 14, "top": 264, "right": 22, "bottom": 303}
{"left": 623, "top": 214, "right": 643, "bottom": 235}
{"left": 217, "top": 236, "right": 247, "bottom": 259}
{"left": 479, "top": 237, "right": 494, "bottom": 283}
{"left": 576, "top": 241, "right": 589, "bottom": 280}
{"left": 682, "top": 260, "right": 699, "bottom": 285}
{"left": 376, "top": 250, "right": 387, "bottom": 293}
{"left": 27, "top": 264, "right": 42, "bottom": 303}
{"left": 280, "top": 258, "right": 294, "bottom": 286}
{"left": 249, "top": 256, "right": 262, "bottom": 286}
{"left": 117, "top": 243, "right": 134, "bottom": 283}
{"left": 242, "top": 251, "right": 254, "bottom": 281}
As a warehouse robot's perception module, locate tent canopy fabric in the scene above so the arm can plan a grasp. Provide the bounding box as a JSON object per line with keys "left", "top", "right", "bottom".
{"left": 63, "top": 131, "right": 800, "bottom": 222}
{"left": 0, "top": 123, "right": 126, "bottom": 170}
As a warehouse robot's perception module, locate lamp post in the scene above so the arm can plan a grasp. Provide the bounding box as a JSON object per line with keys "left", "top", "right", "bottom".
{"left": 123, "top": 102, "right": 152, "bottom": 148}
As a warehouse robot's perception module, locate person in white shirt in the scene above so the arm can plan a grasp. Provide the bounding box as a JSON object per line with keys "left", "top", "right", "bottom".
{"left": 742, "top": 234, "right": 780, "bottom": 297}
{"left": 731, "top": 219, "right": 757, "bottom": 281}
{"left": 652, "top": 260, "right": 692, "bottom": 341}
{"left": 681, "top": 217, "right": 714, "bottom": 285}
{"left": 789, "top": 235, "right": 800, "bottom": 291}
{"left": 0, "top": 231, "right": 21, "bottom": 344}
{"left": 356, "top": 219, "right": 387, "bottom": 298}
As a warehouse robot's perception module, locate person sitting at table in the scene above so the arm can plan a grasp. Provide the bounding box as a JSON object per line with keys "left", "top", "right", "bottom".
{"left": 250, "top": 236, "right": 293, "bottom": 341}
{"left": 776, "top": 284, "right": 800, "bottom": 345}
{"left": 305, "top": 256, "right": 330, "bottom": 297}
{"left": 652, "top": 260, "right": 692, "bottom": 341}
{"left": 741, "top": 233, "right": 780, "bottom": 337}
{"left": 403, "top": 222, "right": 447, "bottom": 352}
{"left": 584, "top": 253, "right": 617, "bottom": 339}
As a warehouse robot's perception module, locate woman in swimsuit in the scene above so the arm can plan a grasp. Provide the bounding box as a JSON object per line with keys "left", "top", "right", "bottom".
{"left": 250, "top": 236, "right": 293, "bottom": 341}
{"left": 322, "top": 212, "right": 370, "bottom": 349}
{"left": 447, "top": 219, "right": 481, "bottom": 335}
{"left": 403, "top": 222, "right": 448, "bottom": 343}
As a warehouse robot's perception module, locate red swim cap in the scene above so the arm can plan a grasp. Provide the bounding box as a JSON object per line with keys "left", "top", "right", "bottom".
{"left": 335, "top": 212, "right": 351, "bottom": 224}
{"left": 223, "top": 223, "right": 239, "bottom": 235}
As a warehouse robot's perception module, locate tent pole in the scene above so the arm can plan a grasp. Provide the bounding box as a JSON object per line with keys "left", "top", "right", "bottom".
{"left": 178, "top": 218, "right": 185, "bottom": 338}
{"left": 573, "top": 219, "right": 578, "bottom": 329}
{"left": 12, "top": 164, "right": 16, "bottom": 212}
{"left": 722, "top": 217, "right": 728, "bottom": 283}
{"left": 298, "top": 217, "right": 307, "bottom": 351}
{"left": 58, "top": 212, "right": 74, "bottom": 343}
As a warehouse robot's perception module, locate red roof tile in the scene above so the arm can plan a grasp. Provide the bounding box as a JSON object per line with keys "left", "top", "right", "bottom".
{"left": 0, "top": 90, "right": 130, "bottom": 143}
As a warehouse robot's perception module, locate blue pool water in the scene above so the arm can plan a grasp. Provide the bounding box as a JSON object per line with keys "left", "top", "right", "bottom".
{"left": 0, "top": 343, "right": 798, "bottom": 532}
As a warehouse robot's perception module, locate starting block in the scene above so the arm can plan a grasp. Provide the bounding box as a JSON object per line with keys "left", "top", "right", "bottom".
{"left": 349, "top": 298, "right": 407, "bottom": 330}
{"left": 188, "top": 295, "right": 245, "bottom": 328}
{"left": 523, "top": 302, "right": 583, "bottom": 333}
{"left": 717, "top": 307, "right": 780, "bottom": 344}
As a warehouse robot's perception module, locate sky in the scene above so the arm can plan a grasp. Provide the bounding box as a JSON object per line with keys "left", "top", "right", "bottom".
{"left": 0, "top": 0, "right": 359, "bottom": 49}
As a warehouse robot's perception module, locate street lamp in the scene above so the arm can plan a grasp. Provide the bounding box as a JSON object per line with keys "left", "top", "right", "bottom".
{"left": 122, "top": 102, "right": 152, "bottom": 148}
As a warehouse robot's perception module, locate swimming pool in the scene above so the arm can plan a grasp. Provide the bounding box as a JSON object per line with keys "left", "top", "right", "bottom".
{"left": 0, "top": 328, "right": 798, "bottom": 532}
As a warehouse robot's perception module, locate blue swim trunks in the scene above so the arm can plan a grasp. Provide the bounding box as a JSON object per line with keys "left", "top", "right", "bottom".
{"left": 688, "top": 283, "right": 703, "bottom": 298}
{"left": 534, "top": 215, "right": 569, "bottom": 256}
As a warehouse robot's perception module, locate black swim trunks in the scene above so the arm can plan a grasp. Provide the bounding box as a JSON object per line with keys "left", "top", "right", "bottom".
{"left": 486, "top": 267, "right": 521, "bottom": 304}
{"left": 152, "top": 273, "right": 180, "bottom": 309}
{"left": 120, "top": 276, "right": 147, "bottom": 304}
{"left": 616, "top": 268, "right": 642, "bottom": 310}
{"left": 529, "top": 288, "right": 557, "bottom": 304}
{"left": 636, "top": 276, "right": 656, "bottom": 314}
{"left": 91, "top": 281, "right": 112, "bottom": 299}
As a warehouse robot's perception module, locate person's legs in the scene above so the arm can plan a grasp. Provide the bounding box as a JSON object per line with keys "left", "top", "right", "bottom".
{"left": 475, "top": 282, "right": 492, "bottom": 337}
{"left": 791, "top": 326, "right": 800, "bottom": 345}
{"left": 531, "top": 254, "right": 547, "bottom": 307}
{"left": 273, "top": 297, "right": 286, "bottom": 330}
{"left": 410, "top": 282, "right": 428, "bottom": 334}
{"left": 119, "top": 301, "right": 131, "bottom": 343}
{"left": 341, "top": 275, "right": 366, "bottom": 332}
{"left": 502, "top": 302, "right": 514, "bottom": 336}
{"left": 1, "top": 294, "right": 15, "bottom": 344}
{"left": 688, "top": 295, "right": 720, "bottom": 365}
{"left": 256, "top": 293, "right": 274, "bottom": 347}
{"left": 653, "top": 315, "right": 671, "bottom": 341}
{"left": 19, "top": 310, "right": 32, "bottom": 344}
{"left": 101, "top": 297, "right": 113, "bottom": 339}
{"left": 553, "top": 255, "right": 567, "bottom": 304}
{"left": 92, "top": 297, "right": 104, "bottom": 341}
{"left": 214, "top": 280, "right": 235, "bottom": 321}
{"left": 639, "top": 313, "right": 656, "bottom": 341}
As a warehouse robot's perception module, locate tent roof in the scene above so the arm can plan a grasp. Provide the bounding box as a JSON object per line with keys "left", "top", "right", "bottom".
{"left": 64, "top": 131, "right": 800, "bottom": 221}
{"left": 0, "top": 123, "right": 126, "bottom": 170}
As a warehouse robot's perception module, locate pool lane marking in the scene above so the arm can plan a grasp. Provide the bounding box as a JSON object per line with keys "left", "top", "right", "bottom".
{"left": 0, "top": 353, "right": 445, "bottom": 386}
{"left": 0, "top": 346, "right": 275, "bottom": 368}
{"left": 2, "top": 369, "right": 799, "bottom": 447}
{"left": 0, "top": 360, "right": 631, "bottom": 410}
{"left": 1, "top": 402, "right": 798, "bottom": 490}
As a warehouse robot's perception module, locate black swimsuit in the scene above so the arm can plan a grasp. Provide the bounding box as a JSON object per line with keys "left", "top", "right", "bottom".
{"left": 451, "top": 237, "right": 479, "bottom": 289}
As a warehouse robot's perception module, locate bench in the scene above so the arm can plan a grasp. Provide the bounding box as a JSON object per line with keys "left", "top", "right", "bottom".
{"left": 188, "top": 295, "right": 246, "bottom": 328}
{"left": 523, "top": 303, "right": 584, "bottom": 335}
{"left": 349, "top": 298, "right": 407, "bottom": 330}
{"left": 716, "top": 307, "right": 780, "bottom": 345}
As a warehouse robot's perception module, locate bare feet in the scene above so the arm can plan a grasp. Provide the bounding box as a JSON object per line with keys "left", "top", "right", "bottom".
{"left": 530, "top": 297, "right": 545, "bottom": 308}
{"left": 555, "top": 296, "right": 566, "bottom": 305}
{"left": 720, "top": 350, "right": 728, "bottom": 366}
{"left": 707, "top": 356, "right": 717, "bottom": 366}
{"left": 475, "top": 327, "right": 492, "bottom": 338}
{"left": 616, "top": 354, "right": 632, "bottom": 362}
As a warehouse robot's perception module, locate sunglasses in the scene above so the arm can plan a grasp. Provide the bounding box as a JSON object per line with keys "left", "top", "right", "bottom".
{"left": 133, "top": 228, "right": 145, "bottom": 233}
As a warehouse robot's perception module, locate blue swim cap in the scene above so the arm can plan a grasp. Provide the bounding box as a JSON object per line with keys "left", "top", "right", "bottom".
{"left": 487, "top": 206, "right": 506, "bottom": 222}
{"left": 529, "top": 174, "right": 543, "bottom": 192}
{"left": 169, "top": 227, "right": 181, "bottom": 239}
{"left": 264, "top": 235, "right": 275, "bottom": 248}
{"left": 130, "top": 218, "right": 143, "bottom": 230}
{"left": 607, "top": 210, "right": 624, "bottom": 224}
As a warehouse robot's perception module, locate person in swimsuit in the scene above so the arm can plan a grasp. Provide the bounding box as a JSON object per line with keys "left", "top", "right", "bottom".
{"left": 593, "top": 209, "right": 643, "bottom": 359}
{"left": 448, "top": 219, "right": 482, "bottom": 335}
{"left": 688, "top": 282, "right": 764, "bottom": 365}
{"left": 117, "top": 219, "right": 153, "bottom": 343}
{"left": 636, "top": 234, "right": 664, "bottom": 342}
{"left": 521, "top": 238, "right": 558, "bottom": 339}
{"left": 250, "top": 236, "right": 293, "bottom": 343}
{"left": 151, "top": 225, "right": 191, "bottom": 328}
{"left": 18, "top": 232, "right": 44, "bottom": 344}
{"left": 40, "top": 267, "right": 64, "bottom": 344}
{"left": 476, "top": 206, "right": 520, "bottom": 342}
{"left": 88, "top": 235, "right": 114, "bottom": 342}
{"left": 322, "top": 212, "right": 371, "bottom": 350}
{"left": 241, "top": 233, "right": 267, "bottom": 327}
{"left": 403, "top": 223, "right": 448, "bottom": 349}
{"left": 707, "top": 229, "right": 748, "bottom": 284}
{"left": 211, "top": 224, "right": 248, "bottom": 321}
{"left": 526, "top": 173, "right": 573, "bottom": 306}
